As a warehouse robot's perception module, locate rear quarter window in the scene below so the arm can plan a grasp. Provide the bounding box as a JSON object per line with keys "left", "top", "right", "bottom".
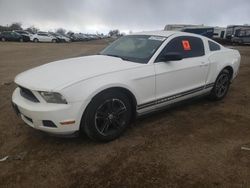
{"left": 208, "top": 41, "right": 221, "bottom": 51}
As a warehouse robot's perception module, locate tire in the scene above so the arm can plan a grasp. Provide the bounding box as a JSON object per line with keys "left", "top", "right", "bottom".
{"left": 1, "top": 37, "right": 5, "bottom": 42}
{"left": 33, "top": 38, "right": 39, "bottom": 43}
{"left": 19, "top": 38, "right": 23, "bottom": 42}
{"left": 52, "top": 39, "right": 57, "bottom": 43}
{"left": 237, "top": 40, "right": 243, "bottom": 46}
{"left": 81, "top": 90, "right": 132, "bottom": 142}
{"left": 209, "top": 69, "right": 231, "bottom": 101}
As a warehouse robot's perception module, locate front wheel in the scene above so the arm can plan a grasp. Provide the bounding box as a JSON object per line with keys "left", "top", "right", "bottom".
{"left": 52, "top": 39, "right": 57, "bottom": 43}
{"left": 209, "top": 69, "right": 231, "bottom": 100}
{"left": 33, "top": 38, "right": 39, "bottom": 43}
{"left": 82, "top": 91, "right": 132, "bottom": 142}
{"left": 19, "top": 38, "right": 23, "bottom": 42}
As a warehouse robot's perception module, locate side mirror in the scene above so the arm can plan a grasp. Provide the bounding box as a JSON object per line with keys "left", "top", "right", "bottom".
{"left": 159, "top": 52, "right": 183, "bottom": 62}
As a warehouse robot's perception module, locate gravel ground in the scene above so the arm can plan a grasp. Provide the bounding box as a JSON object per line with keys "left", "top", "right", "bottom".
{"left": 0, "top": 41, "right": 250, "bottom": 188}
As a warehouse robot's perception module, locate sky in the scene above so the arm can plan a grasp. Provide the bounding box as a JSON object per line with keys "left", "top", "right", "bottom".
{"left": 0, "top": 0, "right": 249, "bottom": 34}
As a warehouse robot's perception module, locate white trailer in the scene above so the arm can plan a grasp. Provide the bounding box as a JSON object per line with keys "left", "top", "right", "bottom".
{"left": 213, "top": 27, "right": 226, "bottom": 39}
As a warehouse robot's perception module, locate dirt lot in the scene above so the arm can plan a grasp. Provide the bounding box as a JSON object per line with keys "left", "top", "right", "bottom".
{"left": 0, "top": 41, "right": 250, "bottom": 188}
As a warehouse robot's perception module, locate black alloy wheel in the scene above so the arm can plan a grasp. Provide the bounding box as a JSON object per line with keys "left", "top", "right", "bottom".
{"left": 82, "top": 90, "right": 132, "bottom": 142}
{"left": 209, "top": 69, "right": 231, "bottom": 100}
{"left": 94, "top": 98, "right": 127, "bottom": 136}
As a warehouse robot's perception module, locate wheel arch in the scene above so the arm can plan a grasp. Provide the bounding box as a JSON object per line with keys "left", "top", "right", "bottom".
{"left": 81, "top": 86, "right": 138, "bottom": 127}
{"left": 222, "top": 65, "right": 234, "bottom": 80}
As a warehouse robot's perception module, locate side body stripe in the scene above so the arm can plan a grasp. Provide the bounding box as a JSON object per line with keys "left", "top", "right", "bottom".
{"left": 137, "top": 83, "right": 214, "bottom": 110}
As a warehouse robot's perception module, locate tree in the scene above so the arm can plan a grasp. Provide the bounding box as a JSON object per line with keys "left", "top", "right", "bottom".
{"left": 26, "top": 26, "right": 39, "bottom": 34}
{"left": 0, "top": 25, "right": 8, "bottom": 32}
{"left": 56, "top": 28, "right": 66, "bottom": 35}
{"left": 109, "top": 29, "right": 120, "bottom": 37}
{"left": 9, "top": 22, "right": 22, "bottom": 31}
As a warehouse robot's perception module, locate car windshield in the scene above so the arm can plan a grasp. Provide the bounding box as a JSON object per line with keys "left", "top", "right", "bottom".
{"left": 100, "top": 35, "right": 166, "bottom": 64}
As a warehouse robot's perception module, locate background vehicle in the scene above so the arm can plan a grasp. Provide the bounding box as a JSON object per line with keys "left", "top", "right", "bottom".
{"left": 30, "top": 32, "right": 57, "bottom": 43}
{"left": 225, "top": 25, "right": 250, "bottom": 41}
{"left": 0, "top": 31, "right": 30, "bottom": 42}
{"left": 182, "top": 27, "right": 214, "bottom": 38}
{"left": 66, "top": 33, "right": 78, "bottom": 41}
{"left": 14, "top": 30, "right": 33, "bottom": 38}
{"left": 12, "top": 31, "right": 241, "bottom": 142}
{"left": 213, "top": 27, "right": 226, "bottom": 39}
{"left": 164, "top": 24, "right": 214, "bottom": 38}
{"left": 231, "top": 28, "right": 250, "bottom": 45}
{"left": 49, "top": 32, "right": 71, "bottom": 42}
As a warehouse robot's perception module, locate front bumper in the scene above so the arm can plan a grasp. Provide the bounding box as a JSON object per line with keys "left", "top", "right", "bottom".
{"left": 12, "top": 87, "right": 84, "bottom": 135}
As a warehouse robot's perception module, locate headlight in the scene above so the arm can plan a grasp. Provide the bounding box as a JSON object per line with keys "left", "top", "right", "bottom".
{"left": 39, "top": 91, "right": 67, "bottom": 104}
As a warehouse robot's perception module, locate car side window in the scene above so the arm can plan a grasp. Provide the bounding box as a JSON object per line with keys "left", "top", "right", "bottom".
{"left": 156, "top": 36, "right": 205, "bottom": 61}
{"left": 208, "top": 41, "right": 221, "bottom": 51}
{"left": 38, "top": 33, "right": 47, "bottom": 36}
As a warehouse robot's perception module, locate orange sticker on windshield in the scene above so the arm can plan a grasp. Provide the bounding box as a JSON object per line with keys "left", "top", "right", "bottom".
{"left": 182, "top": 40, "right": 191, "bottom": 51}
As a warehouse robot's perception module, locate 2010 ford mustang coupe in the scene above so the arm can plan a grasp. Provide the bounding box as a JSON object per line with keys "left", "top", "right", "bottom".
{"left": 12, "top": 31, "right": 241, "bottom": 141}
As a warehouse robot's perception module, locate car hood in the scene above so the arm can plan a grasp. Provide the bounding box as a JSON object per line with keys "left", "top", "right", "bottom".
{"left": 15, "top": 55, "right": 143, "bottom": 91}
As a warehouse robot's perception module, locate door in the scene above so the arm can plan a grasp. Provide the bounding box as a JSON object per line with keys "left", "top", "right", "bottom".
{"left": 12, "top": 33, "right": 20, "bottom": 41}
{"left": 154, "top": 36, "right": 209, "bottom": 104}
{"left": 5, "top": 32, "right": 12, "bottom": 41}
{"left": 44, "top": 34, "right": 52, "bottom": 42}
{"left": 38, "top": 34, "right": 50, "bottom": 42}
{"left": 37, "top": 34, "right": 45, "bottom": 42}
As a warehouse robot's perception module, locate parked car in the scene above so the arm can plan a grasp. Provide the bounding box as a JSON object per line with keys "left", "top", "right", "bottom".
{"left": 75, "top": 33, "right": 89, "bottom": 41}
{"left": 30, "top": 32, "right": 57, "bottom": 43}
{"left": 12, "top": 31, "right": 241, "bottom": 141}
{"left": 0, "top": 31, "right": 30, "bottom": 42}
{"left": 49, "top": 32, "right": 71, "bottom": 42}
{"left": 14, "top": 30, "right": 33, "bottom": 40}
{"left": 66, "top": 33, "right": 79, "bottom": 42}
{"left": 58, "top": 34, "right": 71, "bottom": 42}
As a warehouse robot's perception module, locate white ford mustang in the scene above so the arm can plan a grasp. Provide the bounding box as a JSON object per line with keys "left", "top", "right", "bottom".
{"left": 12, "top": 31, "right": 241, "bottom": 141}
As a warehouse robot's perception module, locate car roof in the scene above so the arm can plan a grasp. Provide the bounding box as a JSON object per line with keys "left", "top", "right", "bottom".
{"left": 132, "top": 30, "right": 177, "bottom": 37}
{"left": 130, "top": 30, "right": 206, "bottom": 39}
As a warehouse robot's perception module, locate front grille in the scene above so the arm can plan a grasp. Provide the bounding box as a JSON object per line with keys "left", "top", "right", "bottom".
{"left": 19, "top": 86, "right": 40, "bottom": 103}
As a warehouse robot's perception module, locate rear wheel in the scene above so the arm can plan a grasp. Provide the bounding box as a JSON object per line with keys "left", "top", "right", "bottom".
{"left": 1, "top": 37, "right": 5, "bottom": 42}
{"left": 209, "top": 69, "right": 231, "bottom": 100}
{"left": 19, "top": 38, "right": 23, "bottom": 42}
{"left": 82, "top": 91, "right": 132, "bottom": 142}
{"left": 33, "top": 38, "right": 39, "bottom": 43}
{"left": 52, "top": 39, "right": 57, "bottom": 43}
